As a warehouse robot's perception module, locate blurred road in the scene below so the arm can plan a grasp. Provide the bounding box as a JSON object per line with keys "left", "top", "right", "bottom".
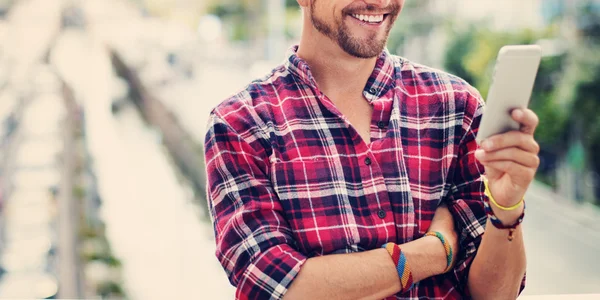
{"left": 50, "top": 9, "right": 235, "bottom": 300}
{"left": 0, "top": 0, "right": 598, "bottom": 298}
{"left": 0, "top": 0, "right": 70, "bottom": 298}
{"left": 523, "top": 183, "right": 600, "bottom": 295}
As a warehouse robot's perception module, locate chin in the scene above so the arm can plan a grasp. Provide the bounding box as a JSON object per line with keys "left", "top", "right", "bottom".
{"left": 339, "top": 37, "right": 387, "bottom": 58}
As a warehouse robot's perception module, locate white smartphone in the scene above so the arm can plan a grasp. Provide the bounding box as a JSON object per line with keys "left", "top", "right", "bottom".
{"left": 476, "top": 45, "right": 542, "bottom": 145}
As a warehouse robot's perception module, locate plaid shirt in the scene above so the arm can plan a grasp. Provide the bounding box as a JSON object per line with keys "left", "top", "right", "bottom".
{"left": 205, "top": 46, "right": 520, "bottom": 299}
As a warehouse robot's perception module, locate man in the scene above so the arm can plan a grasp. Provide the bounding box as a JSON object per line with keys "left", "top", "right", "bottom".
{"left": 204, "top": 0, "right": 539, "bottom": 299}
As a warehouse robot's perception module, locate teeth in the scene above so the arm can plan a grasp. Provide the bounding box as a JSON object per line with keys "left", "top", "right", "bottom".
{"left": 352, "top": 14, "right": 384, "bottom": 23}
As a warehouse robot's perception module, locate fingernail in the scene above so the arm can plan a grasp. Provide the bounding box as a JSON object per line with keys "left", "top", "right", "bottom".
{"left": 513, "top": 109, "right": 524, "bottom": 119}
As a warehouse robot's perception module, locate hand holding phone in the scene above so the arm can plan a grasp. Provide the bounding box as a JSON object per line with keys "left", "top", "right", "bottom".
{"left": 476, "top": 45, "right": 542, "bottom": 145}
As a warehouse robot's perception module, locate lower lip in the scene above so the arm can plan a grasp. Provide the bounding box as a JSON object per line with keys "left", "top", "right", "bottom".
{"left": 348, "top": 15, "right": 387, "bottom": 27}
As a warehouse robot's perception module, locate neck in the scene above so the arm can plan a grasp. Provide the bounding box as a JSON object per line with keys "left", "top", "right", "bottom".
{"left": 297, "top": 21, "right": 378, "bottom": 99}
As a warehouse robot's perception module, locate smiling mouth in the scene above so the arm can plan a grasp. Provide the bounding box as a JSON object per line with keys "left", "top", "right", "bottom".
{"left": 350, "top": 13, "right": 387, "bottom": 24}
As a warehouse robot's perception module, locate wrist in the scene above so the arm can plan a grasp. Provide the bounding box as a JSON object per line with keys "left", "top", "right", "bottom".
{"left": 483, "top": 176, "right": 526, "bottom": 226}
{"left": 381, "top": 243, "right": 415, "bottom": 293}
{"left": 490, "top": 200, "right": 525, "bottom": 226}
{"left": 484, "top": 195, "right": 525, "bottom": 242}
{"left": 400, "top": 237, "right": 445, "bottom": 282}
{"left": 423, "top": 235, "right": 451, "bottom": 274}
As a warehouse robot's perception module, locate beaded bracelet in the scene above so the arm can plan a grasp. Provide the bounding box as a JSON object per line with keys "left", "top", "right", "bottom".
{"left": 483, "top": 177, "right": 525, "bottom": 241}
{"left": 483, "top": 177, "right": 524, "bottom": 211}
{"left": 425, "top": 231, "right": 453, "bottom": 273}
{"left": 382, "top": 243, "right": 414, "bottom": 293}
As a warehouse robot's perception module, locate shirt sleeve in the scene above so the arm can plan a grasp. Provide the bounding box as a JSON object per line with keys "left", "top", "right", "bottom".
{"left": 445, "top": 90, "right": 526, "bottom": 297}
{"left": 204, "top": 112, "right": 308, "bottom": 300}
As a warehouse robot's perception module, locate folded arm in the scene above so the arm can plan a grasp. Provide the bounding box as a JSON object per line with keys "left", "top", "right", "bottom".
{"left": 205, "top": 113, "right": 457, "bottom": 300}
{"left": 284, "top": 204, "right": 457, "bottom": 300}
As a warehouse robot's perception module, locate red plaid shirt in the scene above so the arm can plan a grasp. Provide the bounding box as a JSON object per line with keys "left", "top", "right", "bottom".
{"left": 204, "top": 46, "right": 521, "bottom": 299}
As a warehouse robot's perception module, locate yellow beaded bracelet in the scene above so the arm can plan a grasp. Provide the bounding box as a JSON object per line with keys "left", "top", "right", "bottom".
{"left": 483, "top": 177, "right": 524, "bottom": 211}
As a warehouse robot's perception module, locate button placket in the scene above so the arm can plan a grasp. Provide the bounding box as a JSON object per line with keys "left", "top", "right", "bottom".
{"left": 355, "top": 144, "right": 393, "bottom": 237}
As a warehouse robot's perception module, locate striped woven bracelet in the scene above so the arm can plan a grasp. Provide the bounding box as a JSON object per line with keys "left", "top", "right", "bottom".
{"left": 425, "top": 231, "right": 453, "bottom": 273}
{"left": 484, "top": 199, "right": 525, "bottom": 241}
{"left": 382, "top": 243, "right": 414, "bottom": 293}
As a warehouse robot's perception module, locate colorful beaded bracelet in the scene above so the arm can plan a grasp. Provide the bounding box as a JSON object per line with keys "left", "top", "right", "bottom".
{"left": 425, "top": 231, "right": 453, "bottom": 273}
{"left": 382, "top": 243, "right": 414, "bottom": 293}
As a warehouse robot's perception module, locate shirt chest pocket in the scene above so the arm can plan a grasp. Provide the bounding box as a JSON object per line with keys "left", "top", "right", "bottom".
{"left": 271, "top": 159, "right": 359, "bottom": 257}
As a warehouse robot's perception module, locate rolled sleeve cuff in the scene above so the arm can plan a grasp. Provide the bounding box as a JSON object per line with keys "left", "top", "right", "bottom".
{"left": 453, "top": 250, "right": 477, "bottom": 296}
{"left": 451, "top": 232, "right": 482, "bottom": 297}
{"left": 237, "top": 244, "right": 308, "bottom": 300}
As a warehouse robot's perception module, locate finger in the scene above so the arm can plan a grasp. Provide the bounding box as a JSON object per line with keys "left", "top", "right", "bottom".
{"left": 482, "top": 161, "right": 536, "bottom": 184}
{"left": 512, "top": 108, "right": 539, "bottom": 135}
{"left": 481, "top": 131, "right": 540, "bottom": 153}
{"left": 475, "top": 148, "right": 540, "bottom": 169}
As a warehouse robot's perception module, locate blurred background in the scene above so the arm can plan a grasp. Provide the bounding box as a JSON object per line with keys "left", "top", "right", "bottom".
{"left": 0, "top": 0, "right": 598, "bottom": 298}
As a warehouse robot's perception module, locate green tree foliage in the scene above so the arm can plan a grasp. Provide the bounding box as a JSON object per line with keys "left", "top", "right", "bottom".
{"left": 206, "top": 0, "right": 259, "bottom": 41}
{"left": 387, "top": 0, "right": 437, "bottom": 54}
{"left": 207, "top": 0, "right": 300, "bottom": 41}
{"left": 285, "top": 0, "right": 299, "bottom": 8}
{"left": 442, "top": 1, "right": 600, "bottom": 202}
{"left": 554, "top": 2, "right": 600, "bottom": 200}
{"left": 443, "top": 26, "right": 476, "bottom": 85}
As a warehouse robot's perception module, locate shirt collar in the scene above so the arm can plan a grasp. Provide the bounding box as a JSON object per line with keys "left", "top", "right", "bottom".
{"left": 284, "top": 45, "right": 398, "bottom": 102}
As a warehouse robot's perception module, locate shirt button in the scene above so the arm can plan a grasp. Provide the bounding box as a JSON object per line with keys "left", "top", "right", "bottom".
{"left": 369, "top": 87, "right": 377, "bottom": 94}
{"left": 377, "top": 210, "right": 387, "bottom": 219}
{"left": 377, "top": 121, "right": 386, "bottom": 129}
{"left": 364, "top": 157, "right": 372, "bottom": 166}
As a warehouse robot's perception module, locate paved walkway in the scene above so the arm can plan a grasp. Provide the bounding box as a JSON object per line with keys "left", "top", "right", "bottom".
{"left": 51, "top": 11, "right": 235, "bottom": 299}
{"left": 0, "top": 0, "right": 72, "bottom": 298}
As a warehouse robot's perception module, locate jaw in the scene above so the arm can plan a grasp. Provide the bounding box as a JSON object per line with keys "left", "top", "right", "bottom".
{"left": 302, "top": 4, "right": 399, "bottom": 59}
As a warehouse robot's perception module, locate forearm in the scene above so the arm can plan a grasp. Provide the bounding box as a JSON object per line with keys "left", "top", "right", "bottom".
{"left": 468, "top": 204, "right": 527, "bottom": 299}
{"left": 284, "top": 236, "right": 447, "bottom": 300}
